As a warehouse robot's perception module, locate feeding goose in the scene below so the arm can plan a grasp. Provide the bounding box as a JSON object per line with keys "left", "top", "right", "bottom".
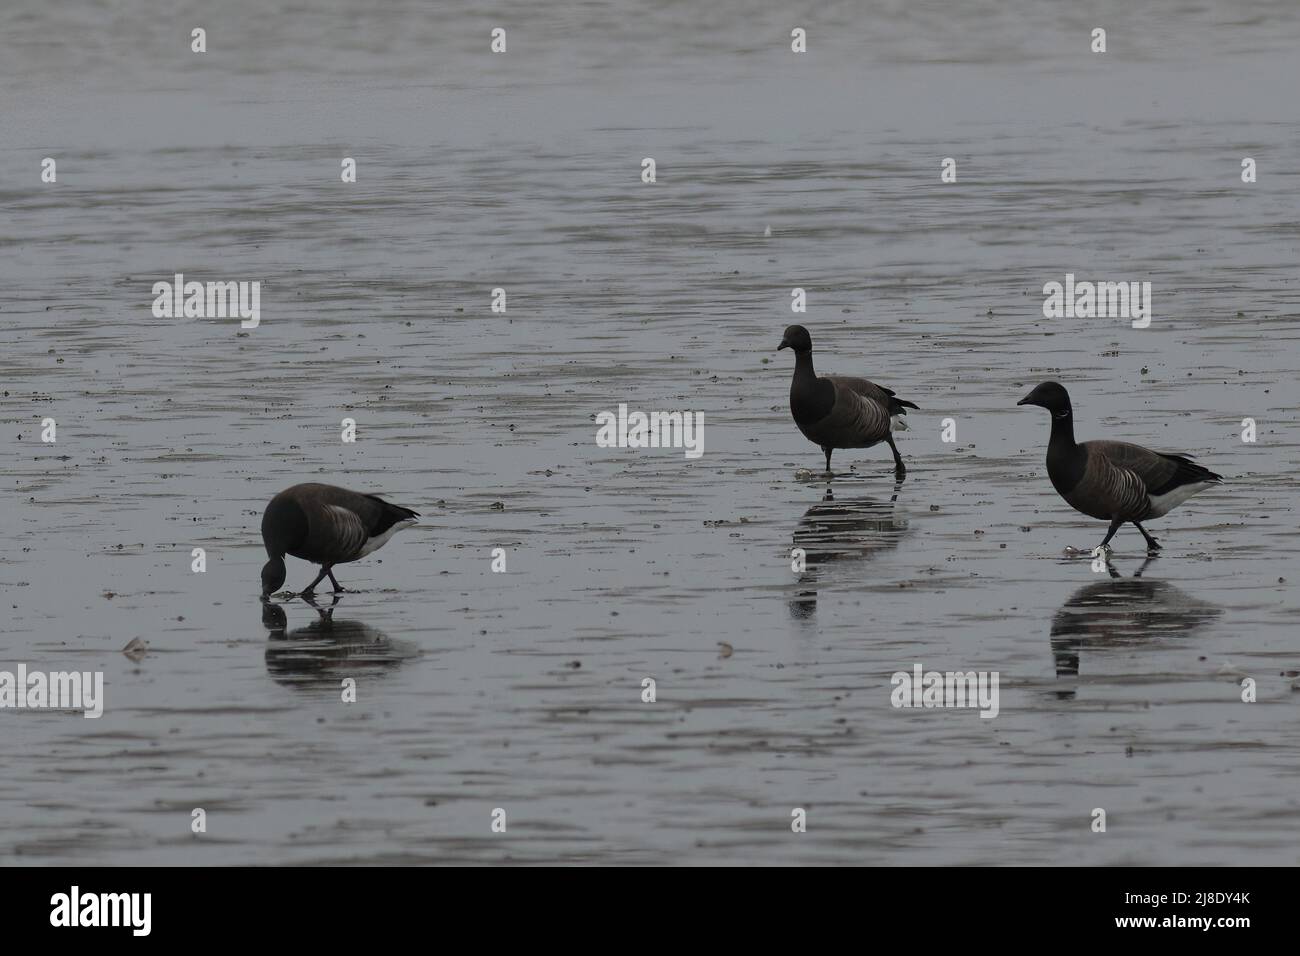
{"left": 260, "top": 483, "right": 420, "bottom": 598}
{"left": 778, "top": 324, "right": 918, "bottom": 476}
{"left": 1017, "top": 381, "right": 1222, "bottom": 554}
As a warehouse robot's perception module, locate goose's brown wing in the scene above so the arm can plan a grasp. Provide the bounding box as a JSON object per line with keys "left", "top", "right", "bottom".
{"left": 1084, "top": 441, "right": 1180, "bottom": 495}
{"left": 302, "top": 502, "right": 370, "bottom": 563}
{"left": 1063, "top": 449, "right": 1150, "bottom": 521}
{"left": 818, "top": 378, "right": 892, "bottom": 447}
{"left": 826, "top": 375, "right": 895, "bottom": 407}
{"left": 827, "top": 375, "right": 919, "bottom": 416}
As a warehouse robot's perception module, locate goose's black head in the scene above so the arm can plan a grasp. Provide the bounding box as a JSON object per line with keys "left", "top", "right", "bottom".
{"left": 261, "top": 556, "right": 287, "bottom": 598}
{"left": 1017, "top": 381, "right": 1072, "bottom": 419}
{"left": 778, "top": 325, "right": 813, "bottom": 354}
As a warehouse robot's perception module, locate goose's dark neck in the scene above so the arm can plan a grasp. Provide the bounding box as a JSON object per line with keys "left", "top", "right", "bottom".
{"left": 793, "top": 349, "right": 816, "bottom": 379}
{"left": 789, "top": 349, "right": 835, "bottom": 423}
{"left": 1047, "top": 408, "right": 1076, "bottom": 450}
{"left": 1044, "top": 406, "right": 1085, "bottom": 495}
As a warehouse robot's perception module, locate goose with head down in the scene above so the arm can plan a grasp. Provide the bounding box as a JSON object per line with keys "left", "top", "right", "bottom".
{"left": 260, "top": 483, "right": 420, "bottom": 598}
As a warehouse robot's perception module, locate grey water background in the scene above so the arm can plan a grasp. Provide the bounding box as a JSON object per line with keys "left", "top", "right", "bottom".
{"left": 2, "top": 0, "right": 1299, "bottom": 864}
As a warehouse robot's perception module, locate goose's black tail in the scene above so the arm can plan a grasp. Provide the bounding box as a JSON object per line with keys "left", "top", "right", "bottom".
{"left": 891, "top": 397, "right": 920, "bottom": 415}
{"left": 1152, "top": 454, "right": 1223, "bottom": 493}
{"left": 366, "top": 495, "right": 421, "bottom": 532}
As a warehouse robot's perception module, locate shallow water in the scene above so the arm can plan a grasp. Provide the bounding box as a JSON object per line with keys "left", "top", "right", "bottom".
{"left": 2, "top": 1, "right": 1299, "bottom": 865}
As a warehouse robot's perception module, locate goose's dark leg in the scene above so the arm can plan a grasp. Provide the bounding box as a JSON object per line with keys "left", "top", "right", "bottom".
{"left": 327, "top": 568, "right": 346, "bottom": 592}
{"left": 300, "top": 566, "right": 329, "bottom": 596}
{"left": 1132, "top": 521, "right": 1161, "bottom": 552}
{"left": 1097, "top": 519, "right": 1123, "bottom": 551}
{"left": 886, "top": 436, "right": 906, "bottom": 477}
{"left": 822, "top": 447, "right": 833, "bottom": 475}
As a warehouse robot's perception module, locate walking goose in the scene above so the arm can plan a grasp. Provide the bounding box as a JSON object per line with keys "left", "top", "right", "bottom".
{"left": 260, "top": 483, "right": 420, "bottom": 597}
{"left": 778, "top": 324, "right": 918, "bottom": 476}
{"left": 1017, "top": 381, "right": 1221, "bottom": 553}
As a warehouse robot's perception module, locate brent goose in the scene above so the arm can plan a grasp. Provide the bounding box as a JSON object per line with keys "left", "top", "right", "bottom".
{"left": 260, "top": 483, "right": 419, "bottom": 597}
{"left": 778, "top": 324, "right": 918, "bottom": 476}
{"left": 1017, "top": 382, "right": 1221, "bottom": 553}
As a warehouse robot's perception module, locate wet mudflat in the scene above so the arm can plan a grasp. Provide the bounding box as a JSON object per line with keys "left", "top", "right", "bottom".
{"left": 2, "top": 1, "right": 1299, "bottom": 864}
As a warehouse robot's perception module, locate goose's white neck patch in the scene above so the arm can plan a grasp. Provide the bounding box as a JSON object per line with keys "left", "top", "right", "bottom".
{"left": 358, "top": 517, "right": 417, "bottom": 557}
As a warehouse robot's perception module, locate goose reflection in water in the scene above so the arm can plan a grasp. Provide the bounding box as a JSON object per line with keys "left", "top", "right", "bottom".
{"left": 261, "top": 596, "right": 418, "bottom": 689}
{"left": 1050, "top": 557, "right": 1221, "bottom": 688}
{"left": 789, "top": 483, "right": 909, "bottom": 619}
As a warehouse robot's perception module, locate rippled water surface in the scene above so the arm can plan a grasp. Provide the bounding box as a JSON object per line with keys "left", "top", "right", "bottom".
{"left": 2, "top": 0, "right": 1299, "bottom": 865}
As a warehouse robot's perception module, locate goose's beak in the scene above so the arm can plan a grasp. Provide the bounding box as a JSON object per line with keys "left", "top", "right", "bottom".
{"left": 778, "top": 339, "right": 790, "bottom": 351}
{"left": 1016, "top": 394, "right": 1034, "bottom": 406}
